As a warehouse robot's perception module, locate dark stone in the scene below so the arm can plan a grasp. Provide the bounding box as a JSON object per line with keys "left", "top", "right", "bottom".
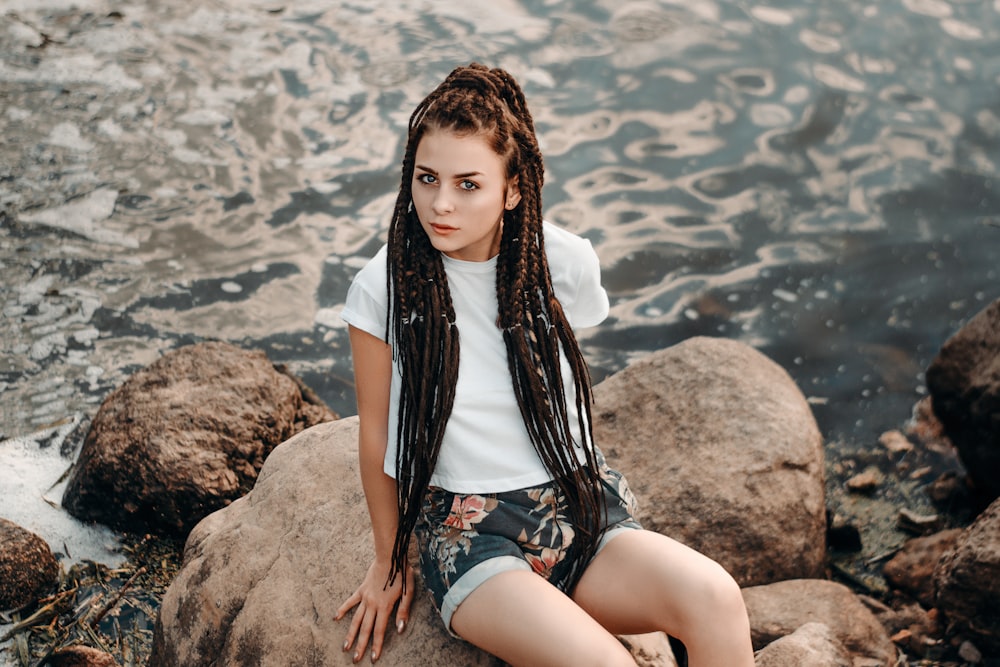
{"left": 925, "top": 298, "right": 1000, "bottom": 504}
{"left": 934, "top": 498, "right": 1000, "bottom": 653}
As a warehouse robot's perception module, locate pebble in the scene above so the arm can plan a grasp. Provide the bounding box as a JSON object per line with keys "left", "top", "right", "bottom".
{"left": 878, "top": 430, "right": 914, "bottom": 453}
{"left": 846, "top": 467, "right": 882, "bottom": 493}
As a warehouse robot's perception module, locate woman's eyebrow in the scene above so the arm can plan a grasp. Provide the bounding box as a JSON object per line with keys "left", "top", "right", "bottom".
{"left": 415, "top": 164, "right": 483, "bottom": 179}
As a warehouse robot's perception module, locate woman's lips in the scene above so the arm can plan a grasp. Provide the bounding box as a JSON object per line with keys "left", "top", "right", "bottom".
{"left": 430, "top": 223, "right": 457, "bottom": 235}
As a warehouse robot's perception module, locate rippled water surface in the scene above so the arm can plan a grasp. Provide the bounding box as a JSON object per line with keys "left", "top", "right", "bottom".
{"left": 2, "top": 1, "right": 998, "bottom": 474}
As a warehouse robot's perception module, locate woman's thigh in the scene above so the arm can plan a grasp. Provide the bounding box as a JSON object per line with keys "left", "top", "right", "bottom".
{"left": 450, "top": 569, "right": 635, "bottom": 667}
{"left": 572, "top": 529, "right": 746, "bottom": 637}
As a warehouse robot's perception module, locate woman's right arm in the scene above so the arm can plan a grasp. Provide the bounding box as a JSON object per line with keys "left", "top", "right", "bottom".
{"left": 335, "top": 325, "right": 414, "bottom": 664}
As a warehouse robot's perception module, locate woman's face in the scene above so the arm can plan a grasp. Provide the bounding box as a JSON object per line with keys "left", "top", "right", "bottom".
{"left": 411, "top": 128, "right": 521, "bottom": 263}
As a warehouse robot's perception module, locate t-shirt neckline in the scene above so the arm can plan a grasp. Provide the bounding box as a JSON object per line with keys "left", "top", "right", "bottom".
{"left": 441, "top": 252, "right": 498, "bottom": 273}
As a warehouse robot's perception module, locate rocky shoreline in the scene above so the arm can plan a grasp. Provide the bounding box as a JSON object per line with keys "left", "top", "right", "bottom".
{"left": 2, "top": 299, "right": 999, "bottom": 666}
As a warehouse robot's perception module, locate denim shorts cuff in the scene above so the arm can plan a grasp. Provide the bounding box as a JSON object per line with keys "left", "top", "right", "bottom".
{"left": 596, "top": 523, "right": 641, "bottom": 557}
{"left": 441, "top": 555, "right": 532, "bottom": 635}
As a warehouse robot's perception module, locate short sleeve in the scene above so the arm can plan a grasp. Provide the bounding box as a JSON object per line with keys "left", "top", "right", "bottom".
{"left": 340, "top": 245, "right": 390, "bottom": 341}
{"left": 543, "top": 222, "right": 609, "bottom": 329}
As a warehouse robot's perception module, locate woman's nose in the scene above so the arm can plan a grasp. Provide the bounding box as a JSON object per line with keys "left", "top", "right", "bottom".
{"left": 431, "top": 190, "right": 454, "bottom": 215}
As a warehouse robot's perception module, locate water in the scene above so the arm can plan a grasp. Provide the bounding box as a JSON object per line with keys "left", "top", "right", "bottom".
{"left": 1, "top": 0, "right": 998, "bottom": 572}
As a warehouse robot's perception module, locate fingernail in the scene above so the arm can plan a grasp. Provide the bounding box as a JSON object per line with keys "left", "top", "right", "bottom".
{"left": 343, "top": 640, "right": 349, "bottom": 651}
{"left": 371, "top": 650, "right": 378, "bottom": 663}
{"left": 397, "top": 619, "right": 406, "bottom": 633}
{"left": 353, "top": 651, "right": 360, "bottom": 662}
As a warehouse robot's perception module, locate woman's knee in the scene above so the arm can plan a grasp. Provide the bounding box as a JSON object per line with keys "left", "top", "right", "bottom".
{"left": 682, "top": 560, "right": 748, "bottom": 628}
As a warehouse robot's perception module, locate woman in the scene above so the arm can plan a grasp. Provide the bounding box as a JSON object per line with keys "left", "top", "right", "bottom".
{"left": 336, "top": 63, "right": 754, "bottom": 666}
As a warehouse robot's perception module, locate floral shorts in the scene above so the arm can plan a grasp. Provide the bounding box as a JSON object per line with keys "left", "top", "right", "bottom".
{"left": 414, "top": 460, "right": 642, "bottom": 633}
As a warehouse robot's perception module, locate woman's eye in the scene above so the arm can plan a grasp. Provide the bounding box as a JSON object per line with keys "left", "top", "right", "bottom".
{"left": 417, "top": 173, "right": 436, "bottom": 184}
{"left": 459, "top": 180, "right": 478, "bottom": 191}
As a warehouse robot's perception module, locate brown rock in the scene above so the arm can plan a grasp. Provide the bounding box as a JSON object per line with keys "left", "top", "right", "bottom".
{"left": 925, "top": 297, "right": 1000, "bottom": 503}
{"left": 934, "top": 497, "right": 1000, "bottom": 653}
{"left": 61, "top": 341, "right": 336, "bottom": 537}
{"left": 48, "top": 646, "right": 118, "bottom": 667}
{"left": 0, "top": 518, "right": 60, "bottom": 610}
{"left": 593, "top": 336, "right": 826, "bottom": 586}
{"left": 617, "top": 633, "right": 679, "bottom": 667}
{"left": 753, "top": 622, "right": 851, "bottom": 667}
{"left": 742, "top": 579, "right": 896, "bottom": 665}
{"left": 882, "top": 529, "right": 962, "bottom": 607}
{"left": 846, "top": 468, "right": 882, "bottom": 494}
{"left": 879, "top": 430, "right": 913, "bottom": 454}
{"left": 149, "top": 419, "right": 671, "bottom": 666}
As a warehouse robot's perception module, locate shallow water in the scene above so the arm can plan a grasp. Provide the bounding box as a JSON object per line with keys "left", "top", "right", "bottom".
{"left": 1, "top": 0, "right": 998, "bottom": 563}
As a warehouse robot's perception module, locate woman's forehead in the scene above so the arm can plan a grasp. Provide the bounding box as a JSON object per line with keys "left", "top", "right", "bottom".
{"left": 414, "top": 129, "right": 505, "bottom": 175}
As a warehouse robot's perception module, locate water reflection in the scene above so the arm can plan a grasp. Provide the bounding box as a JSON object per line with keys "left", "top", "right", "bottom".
{"left": 1, "top": 0, "right": 998, "bottom": 458}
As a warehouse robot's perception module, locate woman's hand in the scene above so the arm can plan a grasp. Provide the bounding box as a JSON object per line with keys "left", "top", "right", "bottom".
{"left": 335, "top": 558, "right": 415, "bottom": 663}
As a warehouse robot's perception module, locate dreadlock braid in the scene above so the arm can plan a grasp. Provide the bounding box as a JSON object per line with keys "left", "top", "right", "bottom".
{"left": 385, "top": 63, "right": 605, "bottom": 592}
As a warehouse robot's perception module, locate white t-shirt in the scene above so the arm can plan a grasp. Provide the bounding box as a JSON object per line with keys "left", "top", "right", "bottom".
{"left": 340, "top": 221, "right": 609, "bottom": 493}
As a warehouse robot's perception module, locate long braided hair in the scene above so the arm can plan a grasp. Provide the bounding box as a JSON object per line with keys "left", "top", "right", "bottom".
{"left": 385, "top": 63, "right": 605, "bottom": 592}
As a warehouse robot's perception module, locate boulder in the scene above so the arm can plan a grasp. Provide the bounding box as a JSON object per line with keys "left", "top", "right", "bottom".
{"left": 48, "top": 646, "right": 118, "bottom": 667}
{"left": 882, "top": 529, "right": 962, "bottom": 607}
{"left": 0, "top": 518, "right": 60, "bottom": 610}
{"left": 934, "top": 497, "right": 1000, "bottom": 653}
{"left": 593, "top": 336, "right": 826, "bottom": 586}
{"left": 752, "top": 622, "right": 851, "bottom": 667}
{"left": 925, "top": 297, "right": 1000, "bottom": 503}
{"left": 62, "top": 341, "right": 336, "bottom": 537}
{"left": 148, "top": 419, "right": 673, "bottom": 666}
{"left": 742, "top": 579, "right": 897, "bottom": 666}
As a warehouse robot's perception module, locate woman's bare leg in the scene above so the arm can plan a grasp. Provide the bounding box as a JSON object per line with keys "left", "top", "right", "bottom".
{"left": 450, "top": 569, "right": 636, "bottom": 667}
{"left": 572, "top": 530, "right": 755, "bottom": 667}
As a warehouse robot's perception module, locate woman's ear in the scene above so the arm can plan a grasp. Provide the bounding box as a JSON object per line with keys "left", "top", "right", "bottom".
{"left": 505, "top": 176, "right": 522, "bottom": 210}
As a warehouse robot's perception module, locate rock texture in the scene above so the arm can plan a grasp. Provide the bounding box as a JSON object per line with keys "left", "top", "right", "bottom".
{"left": 753, "top": 622, "right": 851, "bottom": 667}
{"left": 742, "top": 579, "right": 897, "bottom": 666}
{"left": 934, "top": 497, "right": 1000, "bottom": 653}
{"left": 925, "top": 297, "right": 1000, "bottom": 503}
{"left": 882, "top": 529, "right": 962, "bottom": 607}
{"left": 61, "top": 341, "right": 336, "bottom": 537}
{"left": 47, "top": 646, "right": 118, "bottom": 667}
{"left": 0, "top": 518, "right": 60, "bottom": 610}
{"left": 593, "top": 336, "right": 827, "bottom": 586}
{"left": 149, "top": 418, "right": 675, "bottom": 666}
{"left": 150, "top": 337, "right": 827, "bottom": 665}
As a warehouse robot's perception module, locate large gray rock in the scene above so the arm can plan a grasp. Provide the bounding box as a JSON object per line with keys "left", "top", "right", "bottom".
{"left": 925, "top": 297, "right": 1000, "bottom": 503}
{"left": 593, "top": 336, "right": 827, "bottom": 586}
{"left": 742, "top": 579, "right": 897, "bottom": 666}
{"left": 62, "top": 341, "right": 336, "bottom": 537}
{"left": 0, "top": 518, "right": 60, "bottom": 610}
{"left": 148, "top": 418, "right": 675, "bottom": 666}
{"left": 934, "top": 497, "right": 1000, "bottom": 653}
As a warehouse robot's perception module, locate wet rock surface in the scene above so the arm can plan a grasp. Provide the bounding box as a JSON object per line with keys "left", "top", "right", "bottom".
{"left": 61, "top": 341, "right": 336, "bottom": 537}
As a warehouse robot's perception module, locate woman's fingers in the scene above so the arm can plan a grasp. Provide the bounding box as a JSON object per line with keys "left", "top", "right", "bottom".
{"left": 396, "top": 567, "right": 416, "bottom": 633}
{"left": 335, "top": 590, "right": 361, "bottom": 621}
{"left": 353, "top": 604, "right": 377, "bottom": 663}
{"left": 344, "top": 598, "right": 367, "bottom": 655}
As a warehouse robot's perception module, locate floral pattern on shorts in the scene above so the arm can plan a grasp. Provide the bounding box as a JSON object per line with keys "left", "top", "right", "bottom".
{"left": 414, "top": 455, "right": 643, "bottom": 618}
